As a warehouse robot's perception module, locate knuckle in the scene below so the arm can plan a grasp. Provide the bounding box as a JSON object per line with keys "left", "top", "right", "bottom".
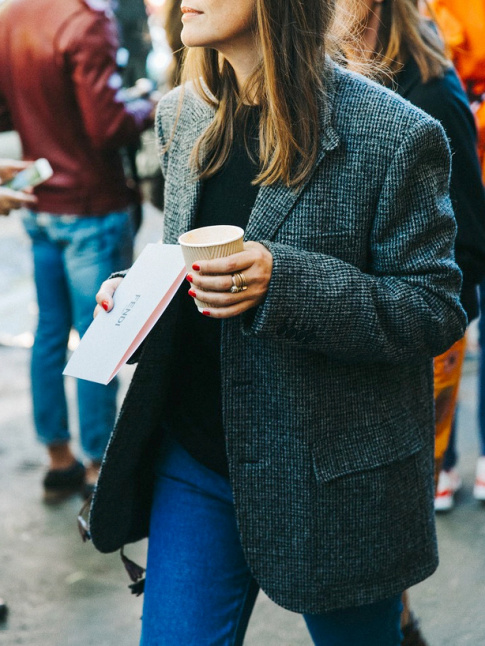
{"left": 220, "top": 276, "right": 231, "bottom": 290}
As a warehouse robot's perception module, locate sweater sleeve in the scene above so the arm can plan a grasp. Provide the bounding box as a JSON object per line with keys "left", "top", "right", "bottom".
{"left": 242, "top": 118, "right": 467, "bottom": 363}
{"left": 407, "top": 69, "right": 485, "bottom": 287}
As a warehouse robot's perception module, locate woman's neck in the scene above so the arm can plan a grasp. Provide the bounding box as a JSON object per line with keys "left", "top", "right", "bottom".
{"left": 220, "top": 38, "right": 261, "bottom": 98}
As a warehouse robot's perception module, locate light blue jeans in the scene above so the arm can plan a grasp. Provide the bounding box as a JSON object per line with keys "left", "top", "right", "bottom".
{"left": 140, "top": 434, "right": 403, "bottom": 645}
{"left": 22, "top": 210, "right": 133, "bottom": 461}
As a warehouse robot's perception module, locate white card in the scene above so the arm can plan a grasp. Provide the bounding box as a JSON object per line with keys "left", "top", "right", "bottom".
{"left": 63, "top": 243, "right": 186, "bottom": 384}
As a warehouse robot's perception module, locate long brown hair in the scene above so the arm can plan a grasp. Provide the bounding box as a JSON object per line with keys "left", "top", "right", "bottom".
{"left": 162, "top": 0, "right": 184, "bottom": 89}
{"left": 336, "top": 0, "right": 449, "bottom": 84}
{"left": 180, "top": 0, "right": 336, "bottom": 188}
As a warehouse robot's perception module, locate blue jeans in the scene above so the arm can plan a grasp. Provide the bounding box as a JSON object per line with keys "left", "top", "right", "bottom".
{"left": 444, "top": 280, "right": 485, "bottom": 470}
{"left": 477, "top": 280, "right": 485, "bottom": 456}
{"left": 442, "top": 415, "right": 458, "bottom": 471}
{"left": 140, "top": 434, "right": 403, "bottom": 646}
{"left": 22, "top": 210, "right": 133, "bottom": 461}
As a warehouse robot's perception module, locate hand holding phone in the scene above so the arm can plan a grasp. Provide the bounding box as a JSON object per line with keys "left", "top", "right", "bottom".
{"left": 0, "top": 186, "right": 37, "bottom": 215}
{"left": 4, "top": 158, "right": 53, "bottom": 191}
{"left": 0, "top": 159, "right": 33, "bottom": 184}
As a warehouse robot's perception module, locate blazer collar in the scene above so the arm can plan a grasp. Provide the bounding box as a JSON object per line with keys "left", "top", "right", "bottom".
{"left": 180, "top": 60, "right": 340, "bottom": 242}
{"left": 247, "top": 59, "right": 340, "bottom": 241}
{"left": 169, "top": 90, "right": 214, "bottom": 238}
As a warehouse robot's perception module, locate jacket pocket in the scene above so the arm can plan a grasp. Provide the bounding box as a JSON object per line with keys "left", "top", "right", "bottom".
{"left": 311, "top": 416, "right": 427, "bottom": 484}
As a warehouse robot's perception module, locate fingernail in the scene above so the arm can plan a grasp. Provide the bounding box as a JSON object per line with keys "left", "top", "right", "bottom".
{"left": 188, "top": 289, "right": 196, "bottom": 298}
{"left": 192, "top": 263, "right": 200, "bottom": 271}
{"left": 101, "top": 300, "right": 109, "bottom": 311}
{"left": 202, "top": 310, "right": 211, "bottom": 316}
{"left": 186, "top": 274, "right": 193, "bottom": 283}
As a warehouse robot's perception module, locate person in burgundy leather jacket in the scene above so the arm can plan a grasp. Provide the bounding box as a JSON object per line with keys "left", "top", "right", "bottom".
{"left": 0, "top": 0, "right": 156, "bottom": 502}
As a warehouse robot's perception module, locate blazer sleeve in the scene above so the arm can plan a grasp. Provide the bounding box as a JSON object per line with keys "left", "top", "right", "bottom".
{"left": 243, "top": 118, "right": 467, "bottom": 363}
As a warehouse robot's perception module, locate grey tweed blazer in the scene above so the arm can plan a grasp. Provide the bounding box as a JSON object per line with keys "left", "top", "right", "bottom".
{"left": 90, "top": 62, "right": 466, "bottom": 613}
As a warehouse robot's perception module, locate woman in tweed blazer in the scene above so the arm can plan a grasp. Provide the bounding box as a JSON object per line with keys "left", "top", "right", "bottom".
{"left": 89, "top": 0, "right": 466, "bottom": 643}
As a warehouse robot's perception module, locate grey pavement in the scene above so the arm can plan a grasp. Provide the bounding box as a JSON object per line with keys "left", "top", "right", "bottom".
{"left": 1, "top": 134, "right": 485, "bottom": 644}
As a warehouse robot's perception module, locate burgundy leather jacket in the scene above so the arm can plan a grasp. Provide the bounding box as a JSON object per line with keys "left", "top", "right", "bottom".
{"left": 0, "top": 0, "right": 153, "bottom": 215}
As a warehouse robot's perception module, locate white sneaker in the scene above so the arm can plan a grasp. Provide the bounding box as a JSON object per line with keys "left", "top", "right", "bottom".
{"left": 473, "top": 457, "right": 485, "bottom": 501}
{"left": 434, "top": 469, "right": 462, "bottom": 511}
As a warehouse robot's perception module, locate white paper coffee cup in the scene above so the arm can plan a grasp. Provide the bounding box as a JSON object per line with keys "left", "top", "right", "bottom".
{"left": 178, "top": 225, "right": 244, "bottom": 310}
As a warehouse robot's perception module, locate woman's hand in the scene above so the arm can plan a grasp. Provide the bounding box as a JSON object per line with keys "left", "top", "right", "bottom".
{"left": 186, "top": 241, "right": 273, "bottom": 318}
{"left": 0, "top": 186, "right": 37, "bottom": 215}
{"left": 0, "top": 159, "right": 32, "bottom": 184}
{"left": 94, "top": 276, "right": 123, "bottom": 317}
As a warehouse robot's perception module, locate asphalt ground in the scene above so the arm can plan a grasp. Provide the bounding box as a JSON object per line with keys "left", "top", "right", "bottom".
{"left": 1, "top": 131, "right": 485, "bottom": 645}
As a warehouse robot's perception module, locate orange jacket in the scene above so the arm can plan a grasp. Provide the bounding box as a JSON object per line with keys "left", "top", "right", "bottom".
{"left": 429, "top": 0, "right": 485, "bottom": 86}
{"left": 428, "top": 0, "right": 485, "bottom": 179}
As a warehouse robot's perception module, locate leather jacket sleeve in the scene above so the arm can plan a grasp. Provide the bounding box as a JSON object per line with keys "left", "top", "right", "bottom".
{"left": 62, "top": 10, "right": 152, "bottom": 150}
{"left": 0, "top": 91, "right": 13, "bottom": 132}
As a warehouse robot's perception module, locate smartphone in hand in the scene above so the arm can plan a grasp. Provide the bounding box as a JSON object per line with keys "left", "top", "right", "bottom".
{"left": 4, "top": 158, "right": 53, "bottom": 191}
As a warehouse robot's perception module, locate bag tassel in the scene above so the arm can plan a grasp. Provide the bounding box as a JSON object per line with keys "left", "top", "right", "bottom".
{"left": 77, "top": 496, "right": 92, "bottom": 542}
{"left": 128, "top": 579, "right": 146, "bottom": 596}
{"left": 120, "top": 547, "right": 146, "bottom": 596}
{"left": 77, "top": 499, "right": 145, "bottom": 595}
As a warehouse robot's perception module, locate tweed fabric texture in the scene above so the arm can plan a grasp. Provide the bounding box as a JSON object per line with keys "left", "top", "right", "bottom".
{"left": 90, "top": 62, "right": 466, "bottom": 613}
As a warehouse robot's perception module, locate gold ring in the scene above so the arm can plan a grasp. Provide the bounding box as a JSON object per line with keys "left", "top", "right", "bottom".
{"left": 230, "top": 274, "right": 242, "bottom": 293}
{"left": 238, "top": 272, "right": 248, "bottom": 290}
{"left": 229, "top": 272, "right": 248, "bottom": 293}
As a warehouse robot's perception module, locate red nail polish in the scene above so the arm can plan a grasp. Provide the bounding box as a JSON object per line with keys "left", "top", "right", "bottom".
{"left": 188, "top": 289, "right": 196, "bottom": 298}
{"left": 101, "top": 300, "right": 109, "bottom": 311}
{"left": 202, "top": 310, "right": 211, "bottom": 316}
{"left": 192, "top": 263, "right": 200, "bottom": 271}
{"left": 186, "top": 274, "right": 193, "bottom": 283}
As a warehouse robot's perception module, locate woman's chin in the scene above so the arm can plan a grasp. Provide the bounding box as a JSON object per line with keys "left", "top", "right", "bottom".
{"left": 181, "top": 28, "right": 209, "bottom": 49}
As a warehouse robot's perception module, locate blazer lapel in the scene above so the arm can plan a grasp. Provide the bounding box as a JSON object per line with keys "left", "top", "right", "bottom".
{"left": 246, "top": 62, "right": 340, "bottom": 242}
{"left": 167, "top": 92, "right": 215, "bottom": 241}
{"left": 169, "top": 63, "right": 340, "bottom": 244}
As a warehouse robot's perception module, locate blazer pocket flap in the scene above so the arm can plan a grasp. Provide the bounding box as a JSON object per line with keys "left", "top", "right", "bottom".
{"left": 311, "top": 420, "right": 426, "bottom": 484}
